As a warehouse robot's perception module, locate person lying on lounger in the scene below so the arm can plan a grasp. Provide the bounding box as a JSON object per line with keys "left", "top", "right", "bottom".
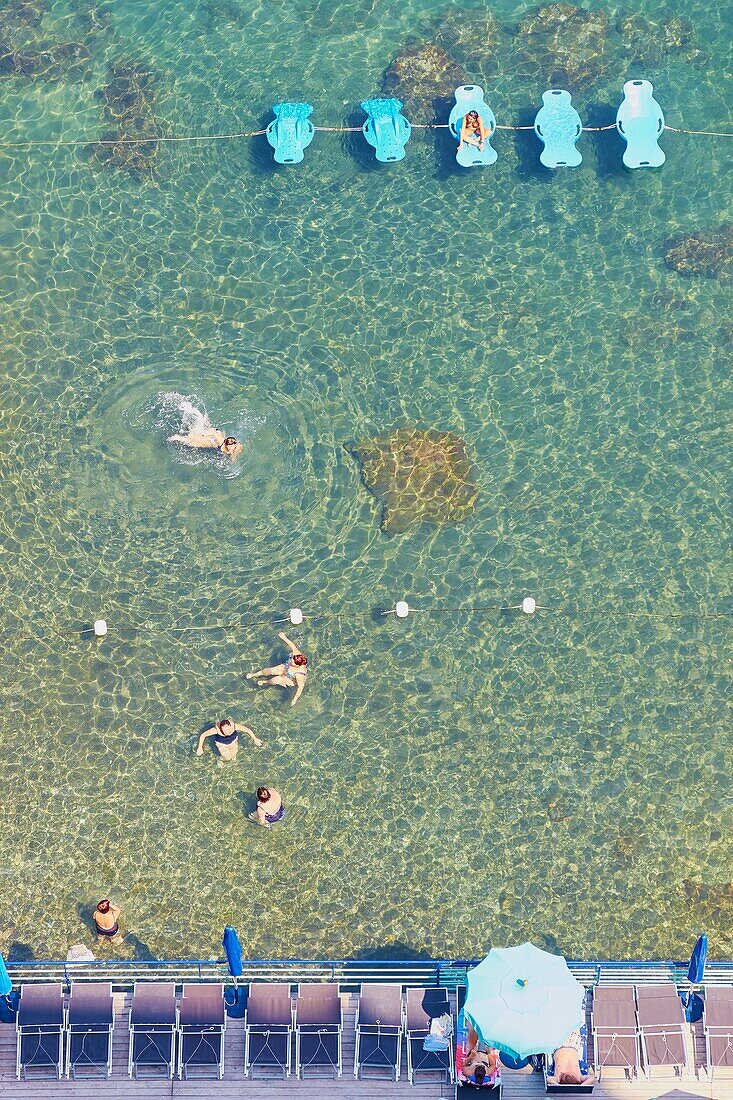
{"left": 460, "top": 109, "right": 490, "bottom": 152}
{"left": 546, "top": 1029, "right": 596, "bottom": 1085}
{"left": 463, "top": 1021, "right": 500, "bottom": 1084}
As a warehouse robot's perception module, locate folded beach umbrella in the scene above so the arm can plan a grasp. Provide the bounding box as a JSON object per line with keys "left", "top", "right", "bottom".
{"left": 463, "top": 942, "right": 584, "bottom": 1061}
{"left": 685, "top": 933, "right": 708, "bottom": 1021}
{"left": 222, "top": 925, "right": 243, "bottom": 982}
{"left": 0, "top": 953, "right": 11, "bottom": 998}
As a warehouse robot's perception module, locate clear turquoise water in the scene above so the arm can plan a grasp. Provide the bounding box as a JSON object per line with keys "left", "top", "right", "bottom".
{"left": 0, "top": 0, "right": 731, "bottom": 964}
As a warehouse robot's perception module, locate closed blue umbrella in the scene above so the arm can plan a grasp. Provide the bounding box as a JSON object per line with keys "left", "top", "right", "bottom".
{"left": 0, "top": 954, "right": 11, "bottom": 998}
{"left": 685, "top": 933, "right": 707, "bottom": 1022}
{"left": 222, "top": 926, "right": 243, "bottom": 981}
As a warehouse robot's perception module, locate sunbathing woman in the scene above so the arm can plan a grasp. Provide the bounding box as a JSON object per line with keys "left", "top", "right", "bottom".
{"left": 460, "top": 109, "right": 490, "bottom": 152}
{"left": 246, "top": 631, "right": 308, "bottom": 707}
{"left": 463, "top": 1021, "right": 500, "bottom": 1084}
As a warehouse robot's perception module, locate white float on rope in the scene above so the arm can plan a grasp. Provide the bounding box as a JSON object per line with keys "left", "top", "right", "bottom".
{"left": 289, "top": 608, "right": 304, "bottom": 625}
{"left": 395, "top": 601, "right": 410, "bottom": 619}
{"left": 522, "top": 598, "right": 536, "bottom": 615}
{"left": 93, "top": 619, "right": 108, "bottom": 637}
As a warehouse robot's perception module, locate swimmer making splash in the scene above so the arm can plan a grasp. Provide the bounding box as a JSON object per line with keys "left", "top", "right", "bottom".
{"left": 167, "top": 400, "right": 243, "bottom": 458}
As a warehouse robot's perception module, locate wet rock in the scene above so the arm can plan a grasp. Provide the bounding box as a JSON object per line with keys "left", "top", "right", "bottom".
{"left": 433, "top": 7, "right": 506, "bottom": 75}
{"left": 346, "top": 427, "right": 479, "bottom": 535}
{"left": 0, "top": 0, "right": 48, "bottom": 44}
{"left": 664, "top": 226, "right": 733, "bottom": 277}
{"left": 515, "top": 4, "right": 617, "bottom": 91}
{"left": 0, "top": 39, "right": 91, "bottom": 80}
{"left": 616, "top": 11, "right": 701, "bottom": 66}
{"left": 382, "top": 43, "right": 466, "bottom": 125}
{"left": 92, "top": 62, "right": 161, "bottom": 175}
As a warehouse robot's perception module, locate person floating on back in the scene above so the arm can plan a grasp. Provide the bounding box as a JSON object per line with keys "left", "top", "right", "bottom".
{"left": 196, "top": 717, "right": 263, "bottom": 766}
{"left": 246, "top": 631, "right": 308, "bottom": 706}
{"left": 249, "top": 786, "right": 284, "bottom": 828}
{"left": 93, "top": 898, "right": 123, "bottom": 945}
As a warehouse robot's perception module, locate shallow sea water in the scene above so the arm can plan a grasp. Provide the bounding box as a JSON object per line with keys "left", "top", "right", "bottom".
{"left": 0, "top": 0, "right": 731, "bottom": 963}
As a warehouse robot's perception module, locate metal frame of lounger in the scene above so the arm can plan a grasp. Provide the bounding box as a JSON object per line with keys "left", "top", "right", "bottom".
{"left": 295, "top": 982, "right": 343, "bottom": 1079}
{"left": 455, "top": 984, "right": 503, "bottom": 1097}
{"left": 66, "top": 981, "right": 114, "bottom": 1079}
{"left": 636, "top": 984, "right": 688, "bottom": 1077}
{"left": 405, "top": 985, "right": 454, "bottom": 1085}
{"left": 704, "top": 985, "right": 733, "bottom": 1077}
{"left": 244, "top": 982, "right": 293, "bottom": 1079}
{"left": 16, "top": 983, "right": 65, "bottom": 1080}
{"left": 128, "top": 982, "right": 177, "bottom": 1079}
{"left": 354, "top": 982, "right": 403, "bottom": 1080}
{"left": 177, "top": 982, "right": 225, "bottom": 1080}
{"left": 590, "top": 985, "right": 639, "bottom": 1080}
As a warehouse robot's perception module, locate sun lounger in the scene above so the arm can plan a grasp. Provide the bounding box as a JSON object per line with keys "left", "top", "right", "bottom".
{"left": 16, "top": 983, "right": 64, "bottom": 1080}
{"left": 128, "top": 982, "right": 176, "bottom": 1079}
{"left": 66, "top": 982, "right": 114, "bottom": 1079}
{"left": 354, "top": 982, "right": 403, "bottom": 1080}
{"left": 636, "top": 984, "right": 687, "bottom": 1077}
{"left": 591, "top": 985, "right": 639, "bottom": 1079}
{"left": 177, "top": 983, "right": 225, "bottom": 1079}
{"left": 405, "top": 985, "right": 454, "bottom": 1085}
{"left": 244, "top": 982, "right": 293, "bottom": 1078}
{"left": 295, "top": 982, "right": 343, "bottom": 1078}
{"left": 455, "top": 985, "right": 502, "bottom": 1097}
{"left": 543, "top": 1022, "right": 595, "bottom": 1093}
{"left": 704, "top": 985, "right": 733, "bottom": 1076}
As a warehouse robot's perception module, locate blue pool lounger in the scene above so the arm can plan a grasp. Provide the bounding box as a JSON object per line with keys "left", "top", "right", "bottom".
{"left": 448, "top": 85, "right": 497, "bottom": 168}
{"left": 266, "top": 102, "right": 315, "bottom": 164}
{"left": 616, "top": 80, "right": 665, "bottom": 169}
{"left": 534, "top": 89, "right": 582, "bottom": 168}
{"left": 360, "top": 98, "right": 411, "bottom": 162}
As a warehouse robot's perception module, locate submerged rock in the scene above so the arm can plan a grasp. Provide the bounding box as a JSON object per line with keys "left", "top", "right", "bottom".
{"left": 382, "top": 43, "right": 466, "bottom": 125}
{"left": 0, "top": 39, "right": 91, "bottom": 80}
{"left": 346, "top": 427, "right": 479, "bottom": 535}
{"left": 515, "top": 3, "right": 617, "bottom": 91}
{"left": 615, "top": 11, "right": 702, "bottom": 66}
{"left": 664, "top": 225, "right": 733, "bottom": 277}
{"left": 92, "top": 62, "right": 161, "bottom": 175}
{"left": 433, "top": 7, "right": 506, "bottom": 74}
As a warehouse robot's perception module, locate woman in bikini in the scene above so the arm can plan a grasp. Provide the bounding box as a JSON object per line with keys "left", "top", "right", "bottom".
{"left": 246, "top": 632, "right": 308, "bottom": 707}
{"left": 462, "top": 1020, "right": 500, "bottom": 1085}
{"left": 460, "top": 109, "right": 490, "bottom": 152}
{"left": 92, "top": 898, "right": 123, "bottom": 945}
{"left": 249, "top": 786, "right": 284, "bottom": 828}
{"left": 195, "top": 718, "right": 263, "bottom": 764}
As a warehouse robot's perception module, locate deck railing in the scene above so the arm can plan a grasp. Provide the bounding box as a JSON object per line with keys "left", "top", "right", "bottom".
{"left": 5, "top": 956, "right": 733, "bottom": 993}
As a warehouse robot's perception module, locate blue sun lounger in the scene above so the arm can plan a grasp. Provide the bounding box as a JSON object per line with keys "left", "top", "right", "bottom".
{"left": 448, "top": 85, "right": 497, "bottom": 168}
{"left": 266, "top": 102, "right": 315, "bottom": 165}
{"left": 534, "top": 89, "right": 582, "bottom": 168}
{"left": 361, "top": 98, "right": 411, "bottom": 162}
{"left": 616, "top": 80, "right": 665, "bottom": 169}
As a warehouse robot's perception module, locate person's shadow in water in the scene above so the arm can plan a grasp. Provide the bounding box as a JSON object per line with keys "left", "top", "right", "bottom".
{"left": 7, "top": 942, "right": 35, "bottom": 962}
{"left": 76, "top": 901, "right": 98, "bottom": 938}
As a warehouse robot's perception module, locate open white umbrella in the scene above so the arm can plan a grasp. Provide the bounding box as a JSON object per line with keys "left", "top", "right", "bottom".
{"left": 464, "top": 942, "right": 584, "bottom": 1061}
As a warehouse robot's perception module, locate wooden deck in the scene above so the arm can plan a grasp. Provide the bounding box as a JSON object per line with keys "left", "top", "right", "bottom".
{"left": 0, "top": 992, "right": 726, "bottom": 1099}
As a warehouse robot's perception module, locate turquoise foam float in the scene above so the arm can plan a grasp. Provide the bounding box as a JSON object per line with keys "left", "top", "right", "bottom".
{"left": 616, "top": 79, "right": 665, "bottom": 169}
{"left": 266, "top": 102, "right": 315, "bottom": 164}
{"left": 534, "top": 89, "right": 582, "bottom": 168}
{"left": 360, "top": 98, "right": 411, "bottom": 162}
{"left": 448, "top": 85, "right": 497, "bottom": 168}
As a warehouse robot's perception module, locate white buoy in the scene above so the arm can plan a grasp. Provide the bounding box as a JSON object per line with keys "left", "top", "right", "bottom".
{"left": 395, "top": 601, "right": 410, "bottom": 619}
{"left": 289, "top": 608, "right": 303, "bottom": 626}
{"left": 93, "top": 619, "right": 108, "bottom": 637}
{"left": 522, "top": 598, "right": 536, "bottom": 615}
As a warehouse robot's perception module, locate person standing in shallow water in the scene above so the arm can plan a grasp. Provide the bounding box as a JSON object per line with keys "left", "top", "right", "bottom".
{"left": 246, "top": 632, "right": 308, "bottom": 706}
{"left": 93, "top": 898, "right": 123, "bottom": 945}
{"left": 196, "top": 718, "right": 263, "bottom": 765}
{"left": 249, "top": 786, "right": 284, "bottom": 828}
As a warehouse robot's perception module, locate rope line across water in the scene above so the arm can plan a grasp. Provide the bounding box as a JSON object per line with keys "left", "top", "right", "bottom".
{"left": 0, "top": 121, "right": 731, "bottom": 149}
